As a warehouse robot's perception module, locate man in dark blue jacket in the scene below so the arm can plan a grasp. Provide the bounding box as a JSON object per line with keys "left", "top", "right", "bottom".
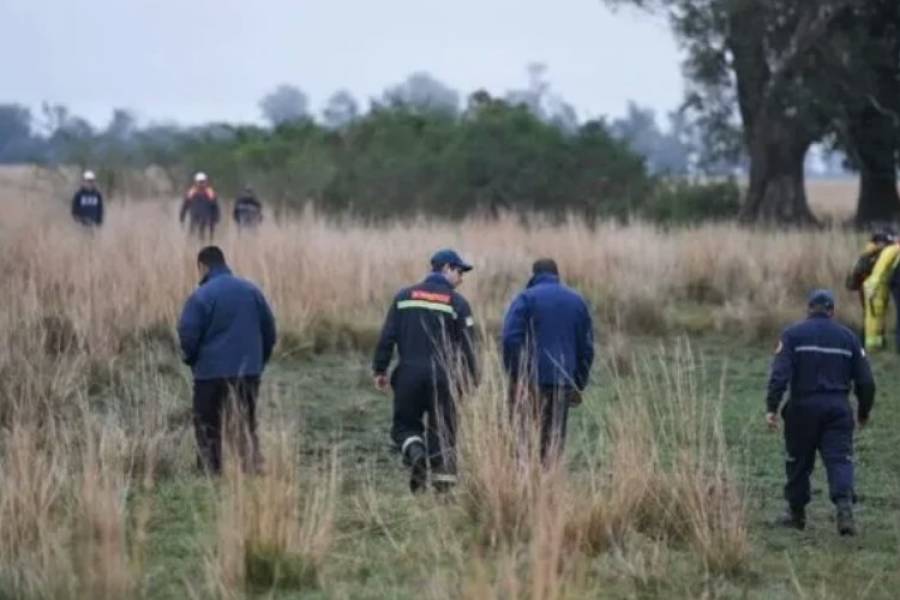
{"left": 766, "top": 289, "right": 875, "bottom": 535}
{"left": 373, "top": 249, "right": 478, "bottom": 493}
{"left": 71, "top": 170, "right": 104, "bottom": 227}
{"left": 178, "top": 246, "right": 277, "bottom": 474}
{"left": 502, "top": 258, "right": 594, "bottom": 462}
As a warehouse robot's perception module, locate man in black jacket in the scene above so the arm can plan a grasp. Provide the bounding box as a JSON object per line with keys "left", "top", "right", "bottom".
{"left": 71, "top": 170, "right": 104, "bottom": 227}
{"left": 233, "top": 187, "right": 263, "bottom": 229}
{"left": 372, "top": 249, "right": 478, "bottom": 493}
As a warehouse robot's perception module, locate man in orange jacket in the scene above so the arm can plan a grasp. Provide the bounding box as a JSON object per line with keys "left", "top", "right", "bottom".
{"left": 180, "top": 172, "right": 220, "bottom": 239}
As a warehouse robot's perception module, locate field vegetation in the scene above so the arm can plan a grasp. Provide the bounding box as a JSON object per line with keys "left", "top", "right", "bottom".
{"left": 0, "top": 185, "right": 898, "bottom": 598}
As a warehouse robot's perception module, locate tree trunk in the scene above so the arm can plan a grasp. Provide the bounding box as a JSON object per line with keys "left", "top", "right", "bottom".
{"left": 855, "top": 157, "right": 899, "bottom": 226}
{"left": 740, "top": 110, "right": 816, "bottom": 224}
{"left": 852, "top": 111, "right": 900, "bottom": 226}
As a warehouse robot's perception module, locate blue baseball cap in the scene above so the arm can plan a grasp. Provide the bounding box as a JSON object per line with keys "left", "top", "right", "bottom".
{"left": 807, "top": 289, "right": 835, "bottom": 309}
{"left": 430, "top": 249, "right": 473, "bottom": 272}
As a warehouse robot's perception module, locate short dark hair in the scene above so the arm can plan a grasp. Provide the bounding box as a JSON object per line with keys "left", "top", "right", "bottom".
{"left": 532, "top": 258, "right": 559, "bottom": 276}
{"left": 197, "top": 246, "right": 226, "bottom": 268}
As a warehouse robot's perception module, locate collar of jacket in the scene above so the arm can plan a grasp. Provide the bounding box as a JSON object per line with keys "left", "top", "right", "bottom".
{"left": 527, "top": 273, "right": 560, "bottom": 288}
{"left": 424, "top": 272, "right": 453, "bottom": 288}
{"left": 201, "top": 265, "right": 232, "bottom": 286}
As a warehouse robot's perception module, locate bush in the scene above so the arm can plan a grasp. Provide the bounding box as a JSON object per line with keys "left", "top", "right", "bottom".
{"left": 642, "top": 178, "right": 741, "bottom": 224}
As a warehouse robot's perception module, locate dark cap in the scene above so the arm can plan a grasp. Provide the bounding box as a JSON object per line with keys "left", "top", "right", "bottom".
{"left": 807, "top": 289, "right": 835, "bottom": 310}
{"left": 430, "top": 249, "right": 473, "bottom": 272}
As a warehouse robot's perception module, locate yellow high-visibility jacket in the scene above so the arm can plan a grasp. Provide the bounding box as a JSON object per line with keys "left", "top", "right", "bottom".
{"left": 863, "top": 243, "right": 900, "bottom": 311}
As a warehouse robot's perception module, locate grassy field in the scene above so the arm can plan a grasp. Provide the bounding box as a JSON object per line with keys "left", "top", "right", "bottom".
{"left": 1, "top": 178, "right": 899, "bottom": 598}
{"left": 111, "top": 337, "right": 900, "bottom": 599}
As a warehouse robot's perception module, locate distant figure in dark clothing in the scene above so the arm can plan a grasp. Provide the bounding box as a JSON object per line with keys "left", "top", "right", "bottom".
{"left": 233, "top": 187, "right": 263, "bottom": 229}
{"left": 180, "top": 172, "right": 220, "bottom": 238}
{"left": 71, "top": 170, "right": 104, "bottom": 227}
{"left": 177, "top": 246, "right": 277, "bottom": 474}
{"left": 502, "top": 258, "right": 595, "bottom": 462}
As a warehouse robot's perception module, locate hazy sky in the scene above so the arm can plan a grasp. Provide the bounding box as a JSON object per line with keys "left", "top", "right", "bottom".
{"left": 1, "top": 0, "right": 683, "bottom": 127}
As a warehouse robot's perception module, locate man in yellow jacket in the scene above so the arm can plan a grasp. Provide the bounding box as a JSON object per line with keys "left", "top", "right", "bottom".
{"left": 863, "top": 234, "right": 900, "bottom": 351}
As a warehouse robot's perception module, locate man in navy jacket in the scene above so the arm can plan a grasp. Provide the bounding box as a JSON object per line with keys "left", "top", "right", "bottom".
{"left": 71, "top": 170, "right": 104, "bottom": 227}
{"left": 766, "top": 289, "right": 875, "bottom": 535}
{"left": 178, "top": 246, "right": 277, "bottom": 474}
{"left": 502, "top": 258, "right": 594, "bottom": 461}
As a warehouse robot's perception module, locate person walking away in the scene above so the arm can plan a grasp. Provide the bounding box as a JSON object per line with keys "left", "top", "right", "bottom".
{"left": 233, "top": 186, "right": 263, "bottom": 229}
{"left": 862, "top": 235, "right": 900, "bottom": 351}
{"left": 71, "top": 170, "right": 104, "bottom": 227}
{"left": 177, "top": 246, "right": 277, "bottom": 474}
{"left": 845, "top": 230, "right": 893, "bottom": 345}
{"left": 501, "top": 258, "right": 594, "bottom": 463}
{"left": 766, "top": 289, "right": 875, "bottom": 536}
{"left": 180, "top": 172, "right": 220, "bottom": 239}
{"left": 372, "top": 249, "right": 478, "bottom": 493}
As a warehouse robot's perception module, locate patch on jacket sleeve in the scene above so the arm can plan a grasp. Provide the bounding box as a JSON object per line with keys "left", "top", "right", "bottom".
{"left": 411, "top": 290, "right": 451, "bottom": 303}
{"left": 774, "top": 340, "right": 783, "bottom": 355}
{"left": 465, "top": 316, "right": 475, "bottom": 327}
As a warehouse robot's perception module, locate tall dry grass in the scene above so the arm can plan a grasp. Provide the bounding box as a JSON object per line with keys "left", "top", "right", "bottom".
{"left": 0, "top": 397, "right": 151, "bottom": 599}
{"left": 0, "top": 192, "right": 870, "bottom": 368}
{"left": 204, "top": 423, "right": 341, "bottom": 596}
{"left": 0, "top": 187, "right": 855, "bottom": 596}
{"left": 433, "top": 338, "right": 747, "bottom": 599}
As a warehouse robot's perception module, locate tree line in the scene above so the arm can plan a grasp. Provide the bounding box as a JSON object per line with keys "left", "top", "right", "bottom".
{"left": 0, "top": 69, "right": 740, "bottom": 223}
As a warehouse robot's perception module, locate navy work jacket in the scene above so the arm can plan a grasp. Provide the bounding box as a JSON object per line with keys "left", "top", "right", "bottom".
{"left": 501, "top": 273, "right": 594, "bottom": 390}
{"left": 766, "top": 314, "right": 875, "bottom": 419}
{"left": 177, "top": 266, "right": 277, "bottom": 381}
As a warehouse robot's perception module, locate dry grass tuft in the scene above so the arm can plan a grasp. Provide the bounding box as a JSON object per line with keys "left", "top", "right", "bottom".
{"left": 206, "top": 426, "right": 340, "bottom": 595}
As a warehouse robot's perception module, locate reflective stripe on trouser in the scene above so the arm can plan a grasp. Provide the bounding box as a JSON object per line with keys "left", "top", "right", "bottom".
{"left": 783, "top": 396, "right": 854, "bottom": 508}
{"left": 864, "top": 287, "right": 889, "bottom": 350}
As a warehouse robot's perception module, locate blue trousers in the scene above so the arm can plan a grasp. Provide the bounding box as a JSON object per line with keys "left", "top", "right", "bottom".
{"left": 783, "top": 395, "right": 855, "bottom": 509}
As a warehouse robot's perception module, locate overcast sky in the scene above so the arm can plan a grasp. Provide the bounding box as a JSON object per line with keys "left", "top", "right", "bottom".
{"left": 1, "top": 0, "right": 683, "bottom": 128}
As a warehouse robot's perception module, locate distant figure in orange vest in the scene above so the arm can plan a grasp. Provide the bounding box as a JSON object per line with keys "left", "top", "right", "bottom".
{"left": 180, "top": 172, "right": 220, "bottom": 239}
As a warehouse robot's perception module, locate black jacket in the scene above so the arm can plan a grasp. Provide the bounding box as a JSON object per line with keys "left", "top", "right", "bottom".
{"left": 373, "top": 273, "right": 477, "bottom": 382}
{"left": 233, "top": 195, "right": 263, "bottom": 225}
{"left": 71, "top": 187, "right": 104, "bottom": 225}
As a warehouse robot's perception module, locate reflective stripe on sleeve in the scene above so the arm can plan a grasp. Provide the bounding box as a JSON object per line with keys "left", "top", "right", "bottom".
{"left": 397, "top": 300, "right": 458, "bottom": 318}
{"left": 794, "top": 345, "right": 853, "bottom": 357}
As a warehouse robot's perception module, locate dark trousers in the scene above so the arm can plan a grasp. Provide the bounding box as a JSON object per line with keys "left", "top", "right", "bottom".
{"left": 193, "top": 377, "right": 261, "bottom": 474}
{"left": 390, "top": 366, "right": 456, "bottom": 473}
{"left": 783, "top": 395, "right": 855, "bottom": 509}
{"left": 510, "top": 384, "right": 571, "bottom": 462}
{"left": 189, "top": 218, "right": 216, "bottom": 240}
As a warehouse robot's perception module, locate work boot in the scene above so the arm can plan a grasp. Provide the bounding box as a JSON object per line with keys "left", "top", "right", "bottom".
{"left": 836, "top": 501, "right": 856, "bottom": 536}
{"left": 405, "top": 442, "right": 428, "bottom": 494}
{"left": 775, "top": 506, "right": 806, "bottom": 530}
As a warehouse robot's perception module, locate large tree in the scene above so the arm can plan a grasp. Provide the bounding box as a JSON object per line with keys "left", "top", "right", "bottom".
{"left": 608, "top": 0, "right": 865, "bottom": 224}
{"left": 822, "top": 1, "right": 900, "bottom": 224}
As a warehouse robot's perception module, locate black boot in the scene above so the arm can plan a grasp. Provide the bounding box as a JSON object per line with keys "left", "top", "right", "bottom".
{"left": 775, "top": 506, "right": 806, "bottom": 530}
{"left": 404, "top": 441, "right": 428, "bottom": 494}
{"left": 836, "top": 501, "right": 856, "bottom": 536}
